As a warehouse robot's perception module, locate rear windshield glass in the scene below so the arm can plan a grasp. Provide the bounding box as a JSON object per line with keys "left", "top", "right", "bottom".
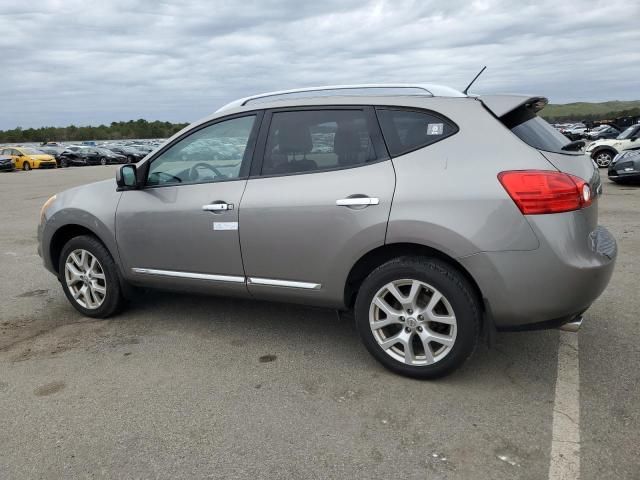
{"left": 501, "top": 108, "right": 575, "bottom": 155}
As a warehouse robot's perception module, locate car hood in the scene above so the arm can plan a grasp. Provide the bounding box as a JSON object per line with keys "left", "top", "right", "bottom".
{"left": 32, "top": 154, "right": 56, "bottom": 161}
{"left": 57, "top": 178, "right": 118, "bottom": 203}
{"left": 589, "top": 138, "right": 618, "bottom": 148}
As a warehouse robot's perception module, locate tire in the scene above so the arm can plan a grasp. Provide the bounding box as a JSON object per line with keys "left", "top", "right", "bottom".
{"left": 58, "top": 235, "right": 124, "bottom": 318}
{"left": 593, "top": 150, "right": 615, "bottom": 168}
{"left": 127, "top": 155, "right": 133, "bottom": 164}
{"left": 354, "top": 257, "right": 480, "bottom": 379}
{"left": 100, "top": 157, "right": 107, "bottom": 166}
{"left": 61, "top": 158, "right": 68, "bottom": 168}
{"left": 23, "top": 161, "right": 31, "bottom": 171}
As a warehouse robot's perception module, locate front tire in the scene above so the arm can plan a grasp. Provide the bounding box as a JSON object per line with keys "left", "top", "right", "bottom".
{"left": 58, "top": 235, "right": 124, "bottom": 318}
{"left": 23, "top": 161, "right": 31, "bottom": 171}
{"left": 100, "top": 157, "right": 107, "bottom": 166}
{"left": 354, "top": 257, "right": 480, "bottom": 379}
{"left": 593, "top": 150, "right": 615, "bottom": 168}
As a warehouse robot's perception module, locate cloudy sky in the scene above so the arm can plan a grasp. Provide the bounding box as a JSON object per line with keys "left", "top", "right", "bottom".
{"left": 1, "top": 0, "right": 639, "bottom": 129}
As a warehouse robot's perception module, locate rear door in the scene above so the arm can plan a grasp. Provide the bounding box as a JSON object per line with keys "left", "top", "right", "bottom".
{"left": 239, "top": 106, "right": 395, "bottom": 307}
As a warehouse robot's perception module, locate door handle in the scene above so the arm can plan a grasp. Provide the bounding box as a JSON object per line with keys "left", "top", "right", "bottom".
{"left": 202, "top": 203, "right": 234, "bottom": 212}
{"left": 336, "top": 197, "right": 380, "bottom": 207}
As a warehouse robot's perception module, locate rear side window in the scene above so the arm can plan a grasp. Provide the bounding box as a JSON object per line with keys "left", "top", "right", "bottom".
{"left": 501, "top": 107, "right": 573, "bottom": 154}
{"left": 262, "top": 109, "right": 379, "bottom": 176}
{"left": 376, "top": 108, "right": 457, "bottom": 156}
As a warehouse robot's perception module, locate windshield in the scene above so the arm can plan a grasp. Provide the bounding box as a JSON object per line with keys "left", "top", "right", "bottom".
{"left": 21, "top": 148, "right": 44, "bottom": 155}
{"left": 617, "top": 126, "right": 639, "bottom": 140}
{"left": 502, "top": 108, "right": 574, "bottom": 154}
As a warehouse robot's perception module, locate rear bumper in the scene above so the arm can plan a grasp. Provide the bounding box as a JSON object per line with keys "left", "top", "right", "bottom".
{"left": 460, "top": 221, "right": 616, "bottom": 329}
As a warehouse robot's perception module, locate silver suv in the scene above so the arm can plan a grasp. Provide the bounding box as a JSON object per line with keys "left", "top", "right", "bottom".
{"left": 38, "top": 84, "right": 617, "bottom": 378}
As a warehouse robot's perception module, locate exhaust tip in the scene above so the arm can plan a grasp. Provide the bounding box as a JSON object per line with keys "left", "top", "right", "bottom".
{"left": 559, "top": 316, "right": 583, "bottom": 333}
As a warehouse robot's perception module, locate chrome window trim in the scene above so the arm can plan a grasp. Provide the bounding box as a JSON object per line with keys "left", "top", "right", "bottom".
{"left": 247, "top": 277, "right": 321, "bottom": 290}
{"left": 132, "top": 268, "right": 245, "bottom": 283}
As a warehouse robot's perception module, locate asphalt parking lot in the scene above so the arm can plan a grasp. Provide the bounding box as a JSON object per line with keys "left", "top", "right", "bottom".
{"left": 0, "top": 167, "right": 638, "bottom": 479}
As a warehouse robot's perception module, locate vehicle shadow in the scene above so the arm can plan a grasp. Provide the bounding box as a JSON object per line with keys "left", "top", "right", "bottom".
{"left": 122, "top": 289, "right": 560, "bottom": 390}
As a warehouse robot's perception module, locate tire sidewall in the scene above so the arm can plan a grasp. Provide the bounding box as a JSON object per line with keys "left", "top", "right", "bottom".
{"left": 58, "top": 236, "right": 121, "bottom": 318}
{"left": 355, "top": 258, "right": 480, "bottom": 379}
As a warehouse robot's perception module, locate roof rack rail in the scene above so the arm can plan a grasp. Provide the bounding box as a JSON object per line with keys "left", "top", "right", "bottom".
{"left": 216, "top": 83, "right": 465, "bottom": 112}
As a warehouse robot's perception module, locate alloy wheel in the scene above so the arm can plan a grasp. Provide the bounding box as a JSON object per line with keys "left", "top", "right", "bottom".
{"left": 64, "top": 249, "right": 107, "bottom": 309}
{"left": 594, "top": 152, "right": 612, "bottom": 167}
{"left": 369, "top": 279, "right": 457, "bottom": 366}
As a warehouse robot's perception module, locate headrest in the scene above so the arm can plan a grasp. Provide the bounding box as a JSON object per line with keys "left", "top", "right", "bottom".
{"left": 334, "top": 122, "right": 362, "bottom": 155}
{"left": 277, "top": 120, "right": 312, "bottom": 155}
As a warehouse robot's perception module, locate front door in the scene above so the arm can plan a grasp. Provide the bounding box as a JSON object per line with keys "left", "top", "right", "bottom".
{"left": 239, "top": 107, "right": 395, "bottom": 307}
{"left": 116, "top": 113, "right": 261, "bottom": 296}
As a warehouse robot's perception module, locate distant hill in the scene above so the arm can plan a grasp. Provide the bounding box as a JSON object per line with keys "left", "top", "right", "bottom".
{"left": 541, "top": 100, "right": 640, "bottom": 123}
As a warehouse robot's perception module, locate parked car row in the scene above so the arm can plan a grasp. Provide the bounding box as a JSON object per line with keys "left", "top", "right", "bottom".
{"left": 0, "top": 140, "right": 164, "bottom": 171}
{"left": 551, "top": 122, "right": 640, "bottom": 167}
{"left": 585, "top": 124, "right": 640, "bottom": 167}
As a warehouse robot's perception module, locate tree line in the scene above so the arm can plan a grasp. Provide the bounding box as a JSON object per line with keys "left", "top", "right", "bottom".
{"left": 0, "top": 119, "right": 189, "bottom": 143}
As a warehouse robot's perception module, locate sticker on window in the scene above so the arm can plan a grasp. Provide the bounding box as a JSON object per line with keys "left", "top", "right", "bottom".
{"left": 427, "top": 123, "right": 444, "bottom": 135}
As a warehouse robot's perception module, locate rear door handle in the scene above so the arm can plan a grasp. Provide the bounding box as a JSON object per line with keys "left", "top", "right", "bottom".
{"left": 202, "top": 203, "right": 234, "bottom": 212}
{"left": 336, "top": 197, "right": 380, "bottom": 207}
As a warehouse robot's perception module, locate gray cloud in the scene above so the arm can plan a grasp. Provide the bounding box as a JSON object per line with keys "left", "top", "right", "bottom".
{"left": 1, "top": 0, "right": 639, "bottom": 129}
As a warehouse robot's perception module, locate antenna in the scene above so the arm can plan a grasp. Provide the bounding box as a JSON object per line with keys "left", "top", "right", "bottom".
{"left": 462, "top": 66, "right": 487, "bottom": 95}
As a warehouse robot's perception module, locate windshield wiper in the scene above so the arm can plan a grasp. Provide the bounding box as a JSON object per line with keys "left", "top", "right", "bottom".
{"left": 562, "top": 140, "right": 585, "bottom": 152}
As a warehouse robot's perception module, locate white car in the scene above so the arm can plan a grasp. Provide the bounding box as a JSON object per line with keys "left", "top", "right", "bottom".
{"left": 585, "top": 124, "right": 640, "bottom": 167}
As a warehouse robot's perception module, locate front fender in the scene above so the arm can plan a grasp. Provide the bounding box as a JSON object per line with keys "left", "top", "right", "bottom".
{"left": 39, "top": 179, "right": 122, "bottom": 274}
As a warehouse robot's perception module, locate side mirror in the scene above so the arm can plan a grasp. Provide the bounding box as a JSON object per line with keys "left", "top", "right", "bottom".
{"left": 116, "top": 164, "right": 139, "bottom": 189}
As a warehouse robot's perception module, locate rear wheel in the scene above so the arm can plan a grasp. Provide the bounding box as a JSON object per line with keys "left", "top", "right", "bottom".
{"left": 593, "top": 150, "right": 615, "bottom": 168}
{"left": 23, "top": 161, "right": 31, "bottom": 171}
{"left": 354, "top": 257, "right": 480, "bottom": 379}
{"left": 58, "top": 235, "right": 124, "bottom": 318}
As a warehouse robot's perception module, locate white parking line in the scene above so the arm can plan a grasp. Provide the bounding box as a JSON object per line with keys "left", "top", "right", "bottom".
{"left": 548, "top": 331, "right": 580, "bottom": 480}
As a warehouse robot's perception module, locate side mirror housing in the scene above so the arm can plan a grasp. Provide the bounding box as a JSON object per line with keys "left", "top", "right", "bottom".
{"left": 116, "top": 164, "right": 139, "bottom": 190}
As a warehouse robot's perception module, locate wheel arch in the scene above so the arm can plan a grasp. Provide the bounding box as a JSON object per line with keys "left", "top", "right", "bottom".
{"left": 590, "top": 145, "right": 618, "bottom": 158}
{"left": 49, "top": 224, "right": 107, "bottom": 276}
{"left": 343, "top": 242, "right": 485, "bottom": 313}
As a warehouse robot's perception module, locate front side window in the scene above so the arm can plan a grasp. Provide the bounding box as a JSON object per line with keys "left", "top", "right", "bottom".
{"left": 376, "top": 108, "right": 458, "bottom": 156}
{"left": 261, "top": 109, "right": 378, "bottom": 176}
{"left": 147, "top": 115, "right": 256, "bottom": 186}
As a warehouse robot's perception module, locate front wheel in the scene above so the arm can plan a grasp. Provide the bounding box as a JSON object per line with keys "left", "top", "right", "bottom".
{"left": 23, "top": 161, "right": 31, "bottom": 171}
{"left": 593, "top": 150, "right": 614, "bottom": 168}
{"left": 100, "top": 157, "right": 107, "bottom": 166}
{"left": 58, "top": 235, "right": 124, "bottom": 318}
{"left": 354, "top": 257, "right": 480, "bottom": 379}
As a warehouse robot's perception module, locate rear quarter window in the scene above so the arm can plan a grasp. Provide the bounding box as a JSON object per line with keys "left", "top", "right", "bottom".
{"left": 376, "top": 108, "right": 458, "bottom": 156}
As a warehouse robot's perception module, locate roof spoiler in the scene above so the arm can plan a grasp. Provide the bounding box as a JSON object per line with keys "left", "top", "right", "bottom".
{"left": 479, "top": 95, "right": 548, "bottom": 118}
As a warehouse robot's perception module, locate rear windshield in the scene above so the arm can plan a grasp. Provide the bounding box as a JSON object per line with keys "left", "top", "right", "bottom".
{"left": 501, "top": 108, "right": 575, "bottom": 155}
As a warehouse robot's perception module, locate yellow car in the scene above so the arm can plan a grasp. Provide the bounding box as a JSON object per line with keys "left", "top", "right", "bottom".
{"left": 0, "top": 147, "right": 57, "bottom": 170}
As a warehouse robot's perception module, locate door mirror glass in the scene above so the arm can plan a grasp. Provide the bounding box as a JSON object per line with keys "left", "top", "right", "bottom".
{"left": 117, "top": 164, "right": 138, "bottom": 188}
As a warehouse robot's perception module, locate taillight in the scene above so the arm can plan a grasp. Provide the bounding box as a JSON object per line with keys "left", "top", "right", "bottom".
{"left": 498, "top": 170, "right": 592, "bottom": 215}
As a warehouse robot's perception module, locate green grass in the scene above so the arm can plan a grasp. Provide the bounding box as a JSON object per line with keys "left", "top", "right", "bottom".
{"left": 540, "top": 100, "right": 640, "bottom": 122}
